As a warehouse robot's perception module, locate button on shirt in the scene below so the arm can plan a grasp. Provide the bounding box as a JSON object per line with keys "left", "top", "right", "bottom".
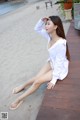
{"left": 34, "top": 19, "right": 69, "bottom": 85}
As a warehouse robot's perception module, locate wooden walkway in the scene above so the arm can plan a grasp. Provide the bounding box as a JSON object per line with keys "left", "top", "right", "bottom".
{"left": 36, "top": 21, "right": 80, "bottom": 120}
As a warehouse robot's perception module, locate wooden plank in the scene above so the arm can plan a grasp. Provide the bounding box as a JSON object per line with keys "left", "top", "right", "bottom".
{"left": 37, "top": 107, "right": 80, "bottom": 120}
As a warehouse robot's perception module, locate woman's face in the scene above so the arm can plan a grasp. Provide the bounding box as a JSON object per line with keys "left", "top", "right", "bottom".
{"left": 45, "top": 19, "right": 57, "bottom": 34}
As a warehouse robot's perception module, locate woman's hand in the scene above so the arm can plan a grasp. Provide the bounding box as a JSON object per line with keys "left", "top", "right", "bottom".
{"left": 42, "top": 17, "right": 49, "bottom": 23}
{"left": 47, "top": 82, "right": 55, "bottom": 90}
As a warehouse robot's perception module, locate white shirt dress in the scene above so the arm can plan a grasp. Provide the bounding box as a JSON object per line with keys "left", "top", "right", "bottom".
{"left": 34, "top": 19, "right": 69, "bottom": 85}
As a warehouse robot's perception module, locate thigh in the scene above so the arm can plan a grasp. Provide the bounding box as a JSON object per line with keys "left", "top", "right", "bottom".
{"left": 36, "top": 61, "right": 52, "bottom": 78}
{"left": 35, "top": 70, "right": 53, "bottom": 84}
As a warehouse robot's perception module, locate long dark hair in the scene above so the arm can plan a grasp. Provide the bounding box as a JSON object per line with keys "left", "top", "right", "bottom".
{"left": 49, "top": 16, "right": 70, "bottom": 61}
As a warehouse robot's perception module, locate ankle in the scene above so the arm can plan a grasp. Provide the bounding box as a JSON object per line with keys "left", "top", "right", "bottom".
{"left": 18, "top": 97, "right": 23, "bottom": 102}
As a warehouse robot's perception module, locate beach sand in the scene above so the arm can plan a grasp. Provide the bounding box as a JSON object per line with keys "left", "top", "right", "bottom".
{"left": 0, "top": 1, "right": 71, "bottom": 120}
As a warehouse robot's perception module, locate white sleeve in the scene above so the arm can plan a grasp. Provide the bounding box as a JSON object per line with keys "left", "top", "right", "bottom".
{"left": 50, "top": 44, "right": 66, "bottom": 85}
{"left": 34, "top": 19, "right": 50, "bottom": 40}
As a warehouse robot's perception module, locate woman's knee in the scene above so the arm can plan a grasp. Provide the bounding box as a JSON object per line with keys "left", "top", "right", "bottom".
{"left": 33, "top": 77, "right": 42, "bottom": 87}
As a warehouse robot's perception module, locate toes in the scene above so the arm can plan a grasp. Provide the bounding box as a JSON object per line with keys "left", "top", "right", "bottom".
{"left": 12, "top": 88, "right": 17, "bottom": 94}
{"left": 10, "top": 102, "right": 18, "bottom": 109}
{"left": 12, "top": 86, "right": 24, "bottom": 94}
{"left": 10, "top": 101, "right": 23, "bottom": 110}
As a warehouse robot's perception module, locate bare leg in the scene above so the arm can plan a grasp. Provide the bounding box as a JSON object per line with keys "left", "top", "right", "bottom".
{"left": 10, "top": 70, "right": 52, "bottom": 110}
{"left": 13, "top": 61, "right": 51, "bottom": 94}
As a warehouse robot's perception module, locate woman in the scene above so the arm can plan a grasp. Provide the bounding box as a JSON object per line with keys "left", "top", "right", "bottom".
{"left": 10, "top": 16, "right": 70, "bottom": 110}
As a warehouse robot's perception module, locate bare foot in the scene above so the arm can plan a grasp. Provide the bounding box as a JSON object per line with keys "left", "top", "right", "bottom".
{"left": 10, "top": 99, "right": 23, "bottom": 110}
{"left": 12, "top": 85, "right": 25, "bottom": 94}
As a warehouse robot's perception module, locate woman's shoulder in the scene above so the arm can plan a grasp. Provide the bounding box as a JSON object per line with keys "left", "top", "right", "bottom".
{"left": 56, "top": 37, "right": 66, "bottom": 46}
{"left": 55, "top": 38, "right": 67, "bottom": 49}
{"left": 58, "top": 37, "right": 67, "bottom": 42}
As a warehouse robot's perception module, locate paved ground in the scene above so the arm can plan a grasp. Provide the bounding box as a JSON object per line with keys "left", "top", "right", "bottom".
{"left": 0, "top": 1, "right": 71, "bottom": 120}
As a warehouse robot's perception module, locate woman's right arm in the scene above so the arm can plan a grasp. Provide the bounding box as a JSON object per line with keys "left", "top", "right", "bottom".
{"left": 34, "top": 19, "right": 50, "bottom": 40}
